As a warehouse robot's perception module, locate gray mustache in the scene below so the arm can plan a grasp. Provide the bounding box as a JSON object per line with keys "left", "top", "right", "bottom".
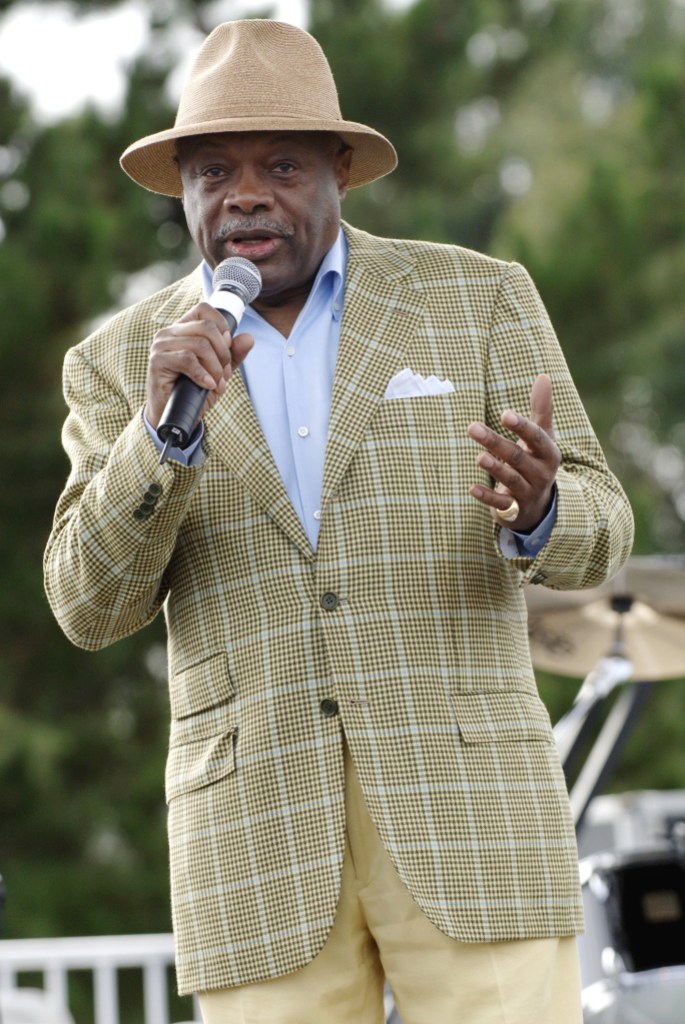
{"left": 216, "top": 219, "right": 294, "bottom": 241}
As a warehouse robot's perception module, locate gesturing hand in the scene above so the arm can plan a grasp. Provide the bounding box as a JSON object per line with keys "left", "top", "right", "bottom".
{"left": 467, "top": 374, "right": 560, "bottom": 532}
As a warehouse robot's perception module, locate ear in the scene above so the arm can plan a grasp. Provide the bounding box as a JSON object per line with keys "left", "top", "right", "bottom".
{"left": 173, "top": 155, "right": 186, "bottom": 207}
{"left": 335, "top": 146, "right": 353, "bottom": 201}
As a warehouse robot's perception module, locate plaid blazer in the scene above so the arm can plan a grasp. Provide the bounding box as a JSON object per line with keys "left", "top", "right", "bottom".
{"left": 45, "top": 223, "right": 633, "bottom": 995}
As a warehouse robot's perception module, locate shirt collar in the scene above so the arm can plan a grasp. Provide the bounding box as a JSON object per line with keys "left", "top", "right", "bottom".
{"left": 200, "top": 228, "right": 347, "bottom": 321}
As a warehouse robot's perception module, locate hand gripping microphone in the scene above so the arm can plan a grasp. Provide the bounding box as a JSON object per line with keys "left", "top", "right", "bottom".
{"left": 157, "top": 256, "right": 262, "bottom": 463}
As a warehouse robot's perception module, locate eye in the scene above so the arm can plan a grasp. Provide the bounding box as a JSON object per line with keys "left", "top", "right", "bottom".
{"left": 273, "top": 160, "right": 297, "bottom": 174}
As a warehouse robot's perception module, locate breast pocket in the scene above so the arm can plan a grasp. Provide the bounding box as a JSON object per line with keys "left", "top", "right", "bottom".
{"left": 358, "top": 393, "right": 468, "bottom": 503}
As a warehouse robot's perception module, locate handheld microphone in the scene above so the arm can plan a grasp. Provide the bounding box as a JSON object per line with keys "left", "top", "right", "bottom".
{"left": 157, "top": 256, "right": 262, "bottom": 463}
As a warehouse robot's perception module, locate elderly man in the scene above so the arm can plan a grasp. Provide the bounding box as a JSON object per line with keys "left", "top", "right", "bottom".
{"left": 44, "top": 18, "right": 633, "bottom": 1024}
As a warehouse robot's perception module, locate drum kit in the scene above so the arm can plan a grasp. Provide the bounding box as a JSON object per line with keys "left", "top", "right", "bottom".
{"left": 525, "top": 555, "right": 685, "bottom": 1023}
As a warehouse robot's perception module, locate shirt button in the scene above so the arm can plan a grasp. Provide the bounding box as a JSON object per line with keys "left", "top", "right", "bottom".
{"left": 297, "top": 426, "right": 310, "bottom": 438}
{"left": 286, "top": 345, "right": 296, "bottom": 357}
{"left": 320, "top": 698, "right": 339, "bottom": 717}
{"left": 313, "top": 510, "right": 321, "bottom": 520}
{"left": 320, "top": 592, "right": 339, "bottom": 611}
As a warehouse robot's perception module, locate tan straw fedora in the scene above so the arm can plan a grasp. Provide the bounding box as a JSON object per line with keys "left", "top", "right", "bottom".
{"left": 120, "top": 19, "right": 397, "bottom": 196}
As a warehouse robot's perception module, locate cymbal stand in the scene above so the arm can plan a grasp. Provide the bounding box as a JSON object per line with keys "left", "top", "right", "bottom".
{"left": 550, "top": 594, "right": 662, "bottom": 832}
{"left": 569, "top": 678, "right": 654, "bottom": 831}
{"left": 554, "top": 653, "right": 633, "bottom": 768}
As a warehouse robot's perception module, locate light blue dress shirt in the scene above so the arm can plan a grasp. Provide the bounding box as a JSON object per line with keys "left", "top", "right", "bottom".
{"left": 146, "top": 229, "right": 555, "bottom": 553}
{"left": 224, "top": 232, "right": 345, "bottom": 546}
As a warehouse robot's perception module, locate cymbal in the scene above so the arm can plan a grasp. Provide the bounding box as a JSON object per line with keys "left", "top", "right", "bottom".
{"left": 525, "top": 555, "right": 685, "bottom": 680}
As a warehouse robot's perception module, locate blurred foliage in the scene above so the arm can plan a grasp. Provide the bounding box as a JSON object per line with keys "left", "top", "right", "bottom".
{"left": 2, "top": 0, "right": 685, "bottom": 977}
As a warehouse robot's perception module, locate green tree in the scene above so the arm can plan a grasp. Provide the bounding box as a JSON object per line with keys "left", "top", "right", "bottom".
{"left": 0, "top": 10, "right": 189, "bottom": 949}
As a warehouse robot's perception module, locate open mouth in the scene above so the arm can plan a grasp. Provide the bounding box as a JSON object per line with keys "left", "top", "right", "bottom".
{"left": 232, "top": 235, "right": 273, "bottom": 245}
{"left": 221, "top": 228, "right": 284, "bottom": 260}
{"left": 231, "top": 230, "right": 274, "bottom": 242}
{"left": 226, "top": 236, "right": 280, "bottom": 258}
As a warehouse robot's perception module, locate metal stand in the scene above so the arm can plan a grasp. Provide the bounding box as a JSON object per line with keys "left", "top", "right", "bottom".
{"left": 549, "top": 593, "right": 663, "bottom": 833}
{"left": 554, "top": 654, "right": 633, "bottom": 769}
{"left": 569, "top": 680, "right": 654, "bottom": 831}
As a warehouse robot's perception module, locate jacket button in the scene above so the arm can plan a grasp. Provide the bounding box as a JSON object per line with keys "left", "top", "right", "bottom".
{"left": 320, "top": 592, "right": 339, "bottom": 611}
{"left": 146, "top": 482, "right": 163, "bottom": 496}
{"left": 320, "top": 698, "right": 339, "bottom": 717}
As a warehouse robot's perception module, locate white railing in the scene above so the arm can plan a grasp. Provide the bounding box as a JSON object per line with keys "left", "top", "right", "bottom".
{"left": 0, "top": 933, "right": 201, "bottom": 1024}
{"left": 0, "top": 933, "right": 403, "bottom": 1024}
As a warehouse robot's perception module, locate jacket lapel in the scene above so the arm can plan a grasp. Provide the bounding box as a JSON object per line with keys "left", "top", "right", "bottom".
{"left": 322, "top": 227, "right": 426, "bottom": 506}
{"left": 152, "top": 268, "right": 313, "bottom": 557}
{"left": 151, "top": 268, "right": 204, "bottom": 327}
{"left": 207, "top": 375, "right": 314, "bottom": 558}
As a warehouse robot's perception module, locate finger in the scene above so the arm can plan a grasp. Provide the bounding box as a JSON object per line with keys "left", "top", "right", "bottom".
{"left": 470, "top": 482, "right": 515, "bottom": 508}
{"left": 149, "top": 346, "right": 219, "bottom": 393}
{"left": 500, "top": 409, "right": 558, "bottom": 461}
{"left": 176, "top": 304, "right": 234, "bottom": 368}
{"left": 500, "top": 374, "right": 554, "bottom": 448}
{"left": 229, "top": 332, "right": 255, "bottom": 373}
{"left": 529, "top": 373, "right": 554, "bottom": 438}
{"left": 178, "top": 301, "right": 229, "bottom": 330}
{"left": 476, "top": 450, "right": 526, "bottom": 496}
{"left": 179, "top": 335, "right": 229, "bottom": 386}
{"left": 468, "top": 422, "right": 529, "bottom": 467}
{"left": 185, "top": 318, "right": 233, "bottom": 361}
{"left": 157, "top": 321, "right": 232, "bottom": 376}
{"left": 469, "top": 483, "right": 521, "bottom": 519}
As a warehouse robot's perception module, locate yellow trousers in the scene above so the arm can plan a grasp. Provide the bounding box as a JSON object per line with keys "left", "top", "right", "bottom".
{"left": 199, "top": 742, "right": 582, "bottom": 1024}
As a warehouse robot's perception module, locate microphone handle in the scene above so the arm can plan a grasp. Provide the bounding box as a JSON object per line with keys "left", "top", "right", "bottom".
{"left": 156, "top": 305, "right": 240, "bottom": 461}
{"left": 157, "top": 376, "right": 208, "bottom": 448}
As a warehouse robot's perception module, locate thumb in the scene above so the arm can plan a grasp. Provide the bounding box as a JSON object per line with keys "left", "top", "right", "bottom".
{"left": 530, "top": 373, "right": 554, "bottom": 436}
{"left": 229, "top": 332, "right": 255, "bottom": 371}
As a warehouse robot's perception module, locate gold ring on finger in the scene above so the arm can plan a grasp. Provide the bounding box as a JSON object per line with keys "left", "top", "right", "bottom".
{"left": 498, "top": 498, "right": 520, "bottom": 523}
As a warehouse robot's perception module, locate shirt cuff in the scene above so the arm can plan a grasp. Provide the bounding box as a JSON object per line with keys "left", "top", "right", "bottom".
{"left": 143, "top": 409, "right": 206, "bottom": 466}
{"left": 499, "top": 489, "right": 557, "bottom": 559}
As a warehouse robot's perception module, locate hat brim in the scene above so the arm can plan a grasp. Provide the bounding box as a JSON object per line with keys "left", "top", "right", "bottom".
{"left": 120, "top": 117, "right": 398, "bottom": 196}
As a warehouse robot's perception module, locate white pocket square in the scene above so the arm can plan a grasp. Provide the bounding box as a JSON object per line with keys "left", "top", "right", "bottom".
{"left": 384, "top": 367, "right": 455, "bottom": 400}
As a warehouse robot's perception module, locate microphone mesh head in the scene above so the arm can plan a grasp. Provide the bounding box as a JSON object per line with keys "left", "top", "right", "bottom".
{"left": 212, "top": 257, "right": 262, "bottom": 304}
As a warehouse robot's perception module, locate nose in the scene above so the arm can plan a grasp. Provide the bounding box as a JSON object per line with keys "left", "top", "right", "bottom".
{"left": 224, "top": 166, "right": 273, "bottom": 214}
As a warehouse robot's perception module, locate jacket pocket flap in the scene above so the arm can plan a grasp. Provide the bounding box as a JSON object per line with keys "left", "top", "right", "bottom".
{"left": 165, "top": 729, "right": 236, "bottom": 803}
{"left": 169, "top": 651, "right": 235, "bottom": 720}
{"left": 452, "top": 691, "right": 553, "bottom": 745}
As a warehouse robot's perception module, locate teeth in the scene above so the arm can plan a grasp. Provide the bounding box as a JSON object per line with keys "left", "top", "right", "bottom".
{"left": 230, "top": 236, "right": 272, "bottom": 246}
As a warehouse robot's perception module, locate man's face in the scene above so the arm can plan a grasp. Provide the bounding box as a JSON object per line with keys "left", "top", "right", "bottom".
{"left": 177, "top": 131, "right": 352, "bottom": 312}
